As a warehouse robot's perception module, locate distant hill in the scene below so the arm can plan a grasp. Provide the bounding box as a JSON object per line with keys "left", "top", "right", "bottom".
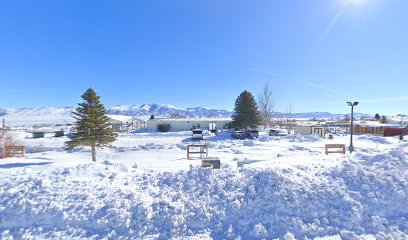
{"left": 0, "top": 104, "right": 372, "bottom": 126}
{"left": 0, "top": 107, "right": 75, "bottom": 126}
{"left": 0, "top": 108, "right": 13, "bottom": 117}
{"left": 275, "top": 111, "right": 372, "bottom": 119}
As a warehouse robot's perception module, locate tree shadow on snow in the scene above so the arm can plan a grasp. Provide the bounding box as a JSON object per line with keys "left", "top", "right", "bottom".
{"left": 25, "top": 156, "right": 54, "bottom": 161}
{"left": 181, "top": 137, "right": 205, "bottom": 143}
{"left": 181, "top": 133, "right": 233, "bottom": 143}
{"left": 0, "top": 162, "right": 52, "bottom": 169}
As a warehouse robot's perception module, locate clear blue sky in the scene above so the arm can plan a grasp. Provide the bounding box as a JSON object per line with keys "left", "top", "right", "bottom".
{"left": 1, "top": 0, "right": 407, "bottom": 115}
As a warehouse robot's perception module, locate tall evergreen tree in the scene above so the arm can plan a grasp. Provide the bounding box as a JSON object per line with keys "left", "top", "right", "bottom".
{"left": 66, "top": 88, "right": 117, "bottom": 162}
{"left": 374, "top": 113, "right": 381, "bottom": 120}
{"left": 232, "top": 90, "right": 262, "bottom": 130}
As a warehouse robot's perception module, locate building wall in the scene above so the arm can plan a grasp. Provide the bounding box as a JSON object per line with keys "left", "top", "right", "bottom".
{"left": 383, "top": 128, "right": 406, "bottom": 137}
{"left": 109, "top": 120, "right": 146, "bottom": 132}
{"left": 294, "top": 126, "right": 312, "bottom": 135}
{"left": 146, "top": 119, "right": 231, "bottom": 131}
{"left": 110, "top": 123, "right": 122, "bottom": 132}
{"left": 294, "top": 126, "right": 326, "bottom": 138}
{"left": 350, "top": 124, "right": 405, "bottom": 136}
{"left": 311, "top": 126, "right": 326, "bottom": 138}
{"left": 354, "top": 126, "right": 384, "bottom": 135}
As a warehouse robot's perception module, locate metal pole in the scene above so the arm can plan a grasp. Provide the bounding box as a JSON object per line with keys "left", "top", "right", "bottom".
{"left": 349, "top": 105, "right": 354, "bottom": 152}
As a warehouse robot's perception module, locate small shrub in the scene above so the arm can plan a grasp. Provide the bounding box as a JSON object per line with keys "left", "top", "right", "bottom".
{"left": 157, "top": 124, "right": 171, "bottom": 132}
{"left": 0, "top": 131, "right": 19, "bottom": 157}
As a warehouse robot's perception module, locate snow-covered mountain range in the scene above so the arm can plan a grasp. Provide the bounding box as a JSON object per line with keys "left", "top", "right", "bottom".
{"left": 274, "top": 111, "right": 372, "bottom": 119}
{"left": 108, "top": 104, "right": 232, "bottom": 118}
{"left": 0, "top": 104, "right": 372, "bottom": 126}
{"left": 107, "top": 104, "right": 371, "bottom": 119}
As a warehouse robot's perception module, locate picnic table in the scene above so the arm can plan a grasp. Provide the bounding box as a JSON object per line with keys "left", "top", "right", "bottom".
{"left": 325, "top": 144, "right": 345, "bottom": 155}
{"left": 0, "top": 146, "right": 26, "bottom": 158}
{"left": 187, "top": 144, "right": 208, "bottom": 159}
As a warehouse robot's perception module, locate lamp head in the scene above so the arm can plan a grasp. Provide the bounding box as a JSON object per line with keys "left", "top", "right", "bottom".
{"left": 347, "top": 101, "right": 359, "bottom": 106}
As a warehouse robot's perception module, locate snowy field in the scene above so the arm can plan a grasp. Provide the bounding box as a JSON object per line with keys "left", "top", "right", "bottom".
{"left": 0, "top": 130, "right": 407, "bottom": 239}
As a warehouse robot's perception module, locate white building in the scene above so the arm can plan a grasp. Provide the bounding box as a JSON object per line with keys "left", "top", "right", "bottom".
{"left": 294, "top": 122, "right": 327, "bottom": 138}
{"left": 108, "top": 115, "right": 146, "bottom": 132}
{"left": 146, "top": 118, "right": 232, "bottom": 131}
{"left": 386, "top": 116, "right": 408, "bottom": 127}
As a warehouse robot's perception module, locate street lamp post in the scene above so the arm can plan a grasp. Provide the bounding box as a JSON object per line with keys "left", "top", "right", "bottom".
{"left": 347, "top": 101, "right": 359, "bottom": 152}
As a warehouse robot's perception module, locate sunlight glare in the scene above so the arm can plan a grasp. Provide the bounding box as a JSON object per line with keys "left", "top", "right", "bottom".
{"left": 346, "top": 0, "right": 364, "bottom": 5}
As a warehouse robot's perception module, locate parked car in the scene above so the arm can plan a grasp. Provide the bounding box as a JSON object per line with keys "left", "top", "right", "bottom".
{"left": 245, "top": 130, "right": 259, "bottom": 138}
{"left": 231, "top": 131, "right": 245, "bottom": 140}
{"left": 192, "top": 130, "right": 204, "bottom": 140}
{"left": 269, "top": 129, "right": 286, "bottom": 136}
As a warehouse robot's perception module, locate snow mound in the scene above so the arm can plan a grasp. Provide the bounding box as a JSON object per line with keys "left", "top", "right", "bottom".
{"left": 357, "top": 135, "right": 392, "bottom": 144}
{"left": 1, "top": 146, "right": 407, "bottom": 239}
{"left": 243, "top": 140, "right": 255, "bottom": 146}
{"left": 287, "top": 134, "right": 322, "bottom": 143}
{"left": 258, "top": 135, "right": 271, "bottom": 142}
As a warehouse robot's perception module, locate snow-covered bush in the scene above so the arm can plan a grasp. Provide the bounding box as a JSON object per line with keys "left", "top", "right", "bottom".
{"left": 254, "top": 223, "right": 268, "bottom": 239}
{"left": 0, "top": 131, "right": 18, "bottom": 149}
{"left": 157, "top": 124, "right": 171, "bottom": 132}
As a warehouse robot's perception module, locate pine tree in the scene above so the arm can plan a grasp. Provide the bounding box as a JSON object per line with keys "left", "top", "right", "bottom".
{"left": 66, "top": 88, "right": 117, "bottom": 162}
{"left": 374, "top": 113, "right": 380, "bottom": 120}
{"left": 232, "top": 90, "right": 262, "bottom": 130}
{"left": 380, "top": 115, "right": 387, "bottom": 124}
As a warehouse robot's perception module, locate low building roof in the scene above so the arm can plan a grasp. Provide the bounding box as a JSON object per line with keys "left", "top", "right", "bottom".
{"left": 295, "top": 122, "right": 327, "bottom": 127}
{"left": 150, "top": 117, "right": 232, "bottom": 122}
{"left": 107, "top": 115, "right": 134, "bottom": 122}
{"left": 354, "top": 121, "right": 400, "bottom": 128}
{"left": 131, "top": 117, "right": 146, "bottom": 122}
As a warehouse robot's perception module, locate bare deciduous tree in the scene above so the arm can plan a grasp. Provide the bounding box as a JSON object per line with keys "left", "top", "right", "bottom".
{"left": 0, "top": 126, "right": 18, "bottom": 157}
{"left": 257, "top": 82, "right": 275, "bottom": 128}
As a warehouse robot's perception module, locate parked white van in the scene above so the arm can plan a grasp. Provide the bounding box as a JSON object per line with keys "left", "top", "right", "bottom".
{"left": 192, "top": 130, "right": 204, "bottom": 140}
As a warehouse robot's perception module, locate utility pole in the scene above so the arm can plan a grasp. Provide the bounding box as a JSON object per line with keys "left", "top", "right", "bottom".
{"left": 347, "top": 102, "right": 359, "bottom": 153}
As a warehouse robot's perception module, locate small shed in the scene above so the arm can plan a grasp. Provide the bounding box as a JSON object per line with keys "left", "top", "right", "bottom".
{"left": 294, "top": 123, "right": 327, "bottom": 138}
{"left": 108, "top": 118, "right": 124, "bottom": 132}
{"left": 131, "top": 117, "right": 146, "bottom": 130}
{"left": 108, "top": 115, "right": 147, "bottom": 132}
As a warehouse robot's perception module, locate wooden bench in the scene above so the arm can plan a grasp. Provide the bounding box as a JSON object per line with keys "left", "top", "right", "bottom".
{"left": 2, "top": 146, "right": 26, "bottom": 158}
{"left": 325, "top": 144, "right": 345, "bottom": 155}
{"left": 187, "top": 144, "right": 208, "bottom": 159}
{"left": 201, "top": 157, "right": 220, "bottom": 169}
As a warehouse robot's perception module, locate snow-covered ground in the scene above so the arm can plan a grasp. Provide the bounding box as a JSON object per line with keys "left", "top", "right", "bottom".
{"left": 0, "top": 130, "right": 407, "bottom": 239}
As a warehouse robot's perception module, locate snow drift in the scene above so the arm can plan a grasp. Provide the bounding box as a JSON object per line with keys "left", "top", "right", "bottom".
{"left": 0, "top": 145, "right": 407, "bottom": 239}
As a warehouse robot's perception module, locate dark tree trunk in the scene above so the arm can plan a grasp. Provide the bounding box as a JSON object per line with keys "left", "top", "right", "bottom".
{"left": 91, "top": 143, "right": 96, "bottom": 162}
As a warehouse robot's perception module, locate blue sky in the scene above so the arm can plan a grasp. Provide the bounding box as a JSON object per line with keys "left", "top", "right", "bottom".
{"left": 0, "top": 0, "right": 407, "bottom": 115}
